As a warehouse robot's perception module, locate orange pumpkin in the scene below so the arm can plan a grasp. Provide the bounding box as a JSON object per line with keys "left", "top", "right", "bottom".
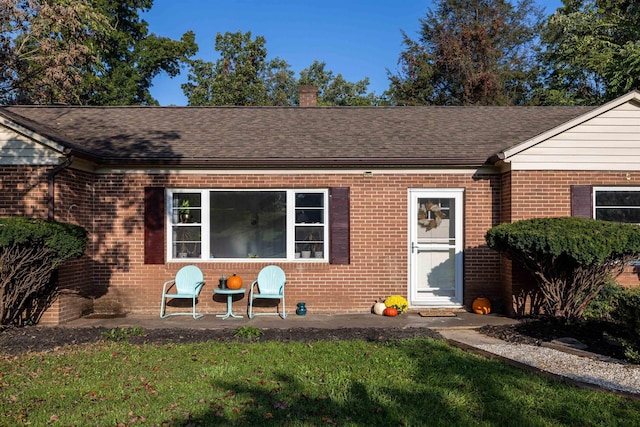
{"left": 383, "top": 307, "right": 398, "bottom": 317}
{"left": 472, "top": 297, "right": 491, "bottom": 315}
{"left": 227, "top": 274, "right": 243, "bottom": 290}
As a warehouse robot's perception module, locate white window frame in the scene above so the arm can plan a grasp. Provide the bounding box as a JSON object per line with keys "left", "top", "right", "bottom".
{"left": 166, "top": 189, "right": 329, "bottom": 262}
{"left": 593, "top": 186, "right": 640, "bottom": 224}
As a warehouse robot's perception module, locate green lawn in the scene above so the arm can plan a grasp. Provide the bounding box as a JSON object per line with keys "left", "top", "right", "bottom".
{"left": 0, "top": 337, "right": 638, "bottom": 426}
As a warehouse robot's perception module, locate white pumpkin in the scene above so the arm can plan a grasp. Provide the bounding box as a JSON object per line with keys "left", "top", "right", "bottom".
{"left": 373, "top": 301, "right": 387, "bottom": 315}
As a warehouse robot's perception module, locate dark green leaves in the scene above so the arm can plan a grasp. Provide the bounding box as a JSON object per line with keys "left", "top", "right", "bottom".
{"left": 486, "top": 217, "right": 640, "bottom": 266}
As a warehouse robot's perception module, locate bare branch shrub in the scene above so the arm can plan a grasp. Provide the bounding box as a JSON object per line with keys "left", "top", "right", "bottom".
{"left": 0, "top": 217, "right": 86, "bottom": 326}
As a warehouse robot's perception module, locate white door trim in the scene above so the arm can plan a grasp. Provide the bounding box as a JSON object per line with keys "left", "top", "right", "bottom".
{"left": 408, "top": 188, "right": 464, "bottom": 307}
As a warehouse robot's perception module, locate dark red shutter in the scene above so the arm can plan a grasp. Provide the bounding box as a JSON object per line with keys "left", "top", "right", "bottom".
{"left": 571, "top": 185, "right": 593, "bottom": 218}
{"left": 329, "top": 187, "right": 350, "bottom": 264}
{"left": 144, "top": 187, "right": 165, "bottom": 264}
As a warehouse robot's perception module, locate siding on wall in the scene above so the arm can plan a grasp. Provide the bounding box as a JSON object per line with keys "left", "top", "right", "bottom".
{"left": 0, "top": 126, "right": 61, "bottom": 165}
{"left": 508, "top": 102, "right": 640, "bottom": 170}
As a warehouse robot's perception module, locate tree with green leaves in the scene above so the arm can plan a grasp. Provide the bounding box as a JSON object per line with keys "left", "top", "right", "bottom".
{"left": 78, "top": 0, "right": 197, "bottom": 105}
{"left": 485, "top": 217, "right": 640, "bottom": 320}
{"left": 299, "top": 60, "right": 376, "bottom": 106}
{"left": 537, "top": 0, "right": 640, "bottom": 105}
{"left": 183, "top": 31, "right": 277, "bottom": 106}
{"left": 388, "top": 0, "right": 543, "bottom": 106}
{"left": 183, "top": 31, "right": 377, "bottom": 106}
{"left": 1, "top": 0, "right": 197, "bottom": 105}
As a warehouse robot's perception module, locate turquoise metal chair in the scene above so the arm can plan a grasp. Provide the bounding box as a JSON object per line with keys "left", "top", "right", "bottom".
{"left": 248, "top": 265, "right": 287, "bottom": 319}
{"left": 160, "top": 265, "right": 205, "bottom": 319}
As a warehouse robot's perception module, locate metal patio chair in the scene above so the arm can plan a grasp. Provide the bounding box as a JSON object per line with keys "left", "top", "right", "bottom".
{"left": 160, "top": 265, "right": 205, "bottom": 319}
{"left": 248, "top": 265, "right": 287, "bottom": 319}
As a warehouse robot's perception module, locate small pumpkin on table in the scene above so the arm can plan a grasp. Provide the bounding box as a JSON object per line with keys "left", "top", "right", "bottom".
{"left": 227, "top": 274, "right": 243, "bottom": 290}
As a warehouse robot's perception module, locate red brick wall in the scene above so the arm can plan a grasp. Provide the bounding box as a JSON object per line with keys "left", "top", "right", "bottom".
{"left": 8, "top": 164, "right": 639, "bottom": 323}
{"left": 0, "top": 166, "right": 49, "bottom": 218}
{"left": 85, "top": 171, "right": 502, "bottom": 319}
{"left": 44, "top": 168, "right": 96, "bottom": 324}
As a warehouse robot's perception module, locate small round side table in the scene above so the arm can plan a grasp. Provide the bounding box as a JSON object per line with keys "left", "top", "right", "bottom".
{"left": 213, "top": 288, "right": 246, "bottom": 319}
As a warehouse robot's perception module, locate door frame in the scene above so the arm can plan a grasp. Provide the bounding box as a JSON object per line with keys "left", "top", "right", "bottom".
{"left": 408, "top": 188, "right": 464, "bottom": 307}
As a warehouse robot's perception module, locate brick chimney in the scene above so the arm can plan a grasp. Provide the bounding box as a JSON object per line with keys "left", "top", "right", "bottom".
{"left": 299, "top": 85, "right": 318, "bottom": 107}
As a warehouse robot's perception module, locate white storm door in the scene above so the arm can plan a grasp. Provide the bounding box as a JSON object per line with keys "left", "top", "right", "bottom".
{"left": 409, "top": 189, "right": 464, "bottom": 307}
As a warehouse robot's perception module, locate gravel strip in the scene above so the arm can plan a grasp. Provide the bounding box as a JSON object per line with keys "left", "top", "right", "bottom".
{"left": 478, "top": 343, "right": 640, "bottom": 395}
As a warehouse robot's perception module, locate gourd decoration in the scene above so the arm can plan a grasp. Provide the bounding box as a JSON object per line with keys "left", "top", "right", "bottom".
{"left": 472, "top": 297, "right": 491, "bottom": 315}
{"left": 383, "top": 307, "right": 398, "bottom": 317}
{"left": 384, "top": 295, "right": 409, "bottom": 314}
{"left": 373, "top": 301, "right": 386, "bottom": 316}
{"left": 227, "top": 274, "right": 243, "bottom": 290}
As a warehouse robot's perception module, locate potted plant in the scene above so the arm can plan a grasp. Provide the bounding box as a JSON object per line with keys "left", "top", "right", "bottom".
{"left": 179, "top": 199, "right": 191, "bottom": 223}
{"left": 301, "top": 230, "right": 317, "bottom": 258}
{"left": 313, "top": 242, "right": 323, "bottom": 258}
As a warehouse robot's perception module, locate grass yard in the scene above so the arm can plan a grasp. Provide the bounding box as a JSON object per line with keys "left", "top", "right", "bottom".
{"left": 0, "top": 337, "right": 638, "bottom": 426}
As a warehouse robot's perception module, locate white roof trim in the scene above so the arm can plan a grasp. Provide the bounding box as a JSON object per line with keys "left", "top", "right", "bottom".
{"left": 499, "top": 90, "right": 640, "bottom": 160}
{"left": 0, "top": 116, "right": 67, "bottom": 155}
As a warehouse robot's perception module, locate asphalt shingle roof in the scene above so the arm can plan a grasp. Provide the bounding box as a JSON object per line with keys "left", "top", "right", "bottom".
{"left": 0, "top": 105, "right": 596, "bottom": 168}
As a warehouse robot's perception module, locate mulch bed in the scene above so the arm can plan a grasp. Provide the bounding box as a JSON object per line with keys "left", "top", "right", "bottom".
{"left": 0, "top": 326, "right": 444, "bottom": 355}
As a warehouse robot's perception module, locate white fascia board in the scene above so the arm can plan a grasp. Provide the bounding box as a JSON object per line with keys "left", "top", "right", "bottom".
{"left": 500, "top": 90, "right": 640, "bottom": 160}
{"left": 0, "top": 116, "right": 67, "bottom": 155}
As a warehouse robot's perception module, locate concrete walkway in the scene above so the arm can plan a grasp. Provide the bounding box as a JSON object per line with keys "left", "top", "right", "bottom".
{"left": 67, "top": 310, "right": 518, "bottom": 333}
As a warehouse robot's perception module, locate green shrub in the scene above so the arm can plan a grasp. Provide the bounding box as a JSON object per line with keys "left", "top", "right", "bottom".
{"left": 582, "top": 280, "right": 625, "bottom": 321}
{"left": 101, "top": 327, "right": 145, "bottom": 342}
{"left": 486, "top": 217, "right": 640, "bottom": 319}
{"left": 611, "top": 287, "right": 640, "bottom": 363}
{"left": 0, "top": 217, "right": 87, "bottom": 326}
{"left": 233, "top": 325, "right": 263, "bottom": 339}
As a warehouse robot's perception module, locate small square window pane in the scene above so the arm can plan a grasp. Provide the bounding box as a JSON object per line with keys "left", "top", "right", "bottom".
{"left": 596, "top": 208, "right": 640, "bottom": 223}
{"left": 596, "top": 191, "right": 640, "bottom": 207}
{"left": 296, "top": 193, "right": 324, "bottom": 207}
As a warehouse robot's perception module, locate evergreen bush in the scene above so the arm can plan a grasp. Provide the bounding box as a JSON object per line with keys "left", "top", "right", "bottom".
{"left": 0, "top": 217, "right": 87, "bottom": 326}
{"left": 486, "top": 217, "right": 640, "bottom": 319}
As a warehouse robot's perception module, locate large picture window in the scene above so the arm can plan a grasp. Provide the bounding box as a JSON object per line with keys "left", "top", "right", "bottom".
{"left": 594, "top": 187, "right": 640, "bottom": 224}
{"left": 167, "top": 189, "right": 328, "bottom": 261}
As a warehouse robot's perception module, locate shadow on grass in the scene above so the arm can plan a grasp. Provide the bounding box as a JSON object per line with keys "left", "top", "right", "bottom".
{"left": 171, "top": 339, "right": 638, "bottom": 426}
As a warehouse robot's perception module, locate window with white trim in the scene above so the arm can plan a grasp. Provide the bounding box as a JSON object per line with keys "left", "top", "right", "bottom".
{"left": 594, "top": 187, "right": 640, "bottom": 224}
{"left": 167, "top": 189, "right": 328, "bottom": 261}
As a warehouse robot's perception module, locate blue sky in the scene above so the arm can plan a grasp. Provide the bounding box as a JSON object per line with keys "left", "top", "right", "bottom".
{"left": 144, "top": 0, "right": 564, "bottom": 106}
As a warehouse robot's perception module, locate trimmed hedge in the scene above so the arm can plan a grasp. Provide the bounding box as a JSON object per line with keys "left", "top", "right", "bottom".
{"left": 485, "top": 217, "right": 640, "bottom": 267}
{"left": 486, "top": 217, "right": 640, "bottom": 319}
{"left": 0, "top": 217, "right": 87, "bottom": 325}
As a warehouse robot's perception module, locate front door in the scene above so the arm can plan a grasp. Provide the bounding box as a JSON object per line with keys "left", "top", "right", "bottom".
{"left": 409, "top": 189, "right": 464, "bottom": 307}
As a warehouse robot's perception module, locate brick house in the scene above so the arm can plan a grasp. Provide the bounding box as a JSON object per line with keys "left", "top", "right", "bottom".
{"left": 1, "top": 90, "right": 639, "bottom": 325}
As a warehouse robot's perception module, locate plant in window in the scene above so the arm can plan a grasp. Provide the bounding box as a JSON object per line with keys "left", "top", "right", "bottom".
{"left": 179, "top": 200, "right": 190, "bottom": 223}
{"left": 177, "top": 227, "right": 199, "bottom": 257}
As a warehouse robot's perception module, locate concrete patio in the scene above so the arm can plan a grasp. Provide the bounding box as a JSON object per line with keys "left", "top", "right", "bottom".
{"left": 67, "top": 310, "right": 518, "bottom": 334}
